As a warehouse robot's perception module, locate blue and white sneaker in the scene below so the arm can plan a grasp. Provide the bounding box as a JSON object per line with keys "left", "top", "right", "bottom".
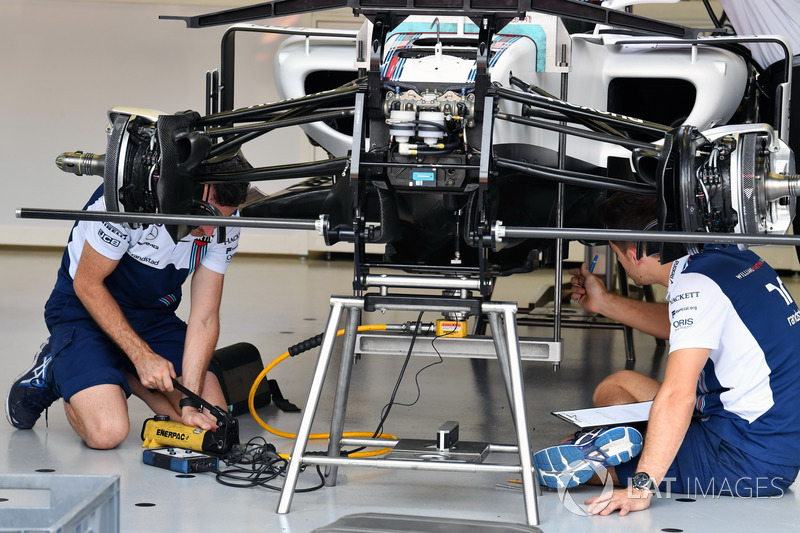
{"left": 6, "top": 342, "right": 60, "bottom": 429}
{"left": 534, "top": 426, "right": 643, "bottom": 489}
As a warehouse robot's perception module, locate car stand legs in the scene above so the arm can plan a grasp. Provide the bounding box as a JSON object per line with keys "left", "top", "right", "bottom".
{"left": 276, "top": 295, "right": 541, "bottom": 526}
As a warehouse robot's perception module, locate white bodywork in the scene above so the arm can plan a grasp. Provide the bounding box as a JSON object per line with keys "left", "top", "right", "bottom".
{"left": 273, "top": 12, "right": 750, "bottom": 171}
{"left": 267, "top": 4, "right": 797, "bottom": 245}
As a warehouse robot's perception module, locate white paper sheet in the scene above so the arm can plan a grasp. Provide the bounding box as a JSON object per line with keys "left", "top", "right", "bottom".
{"left": 552, "top": 401, "right": 653, "bottom": 428}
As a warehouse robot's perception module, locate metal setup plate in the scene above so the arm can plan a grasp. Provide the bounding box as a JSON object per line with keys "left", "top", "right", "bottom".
{"left": 385, "top": 439, "right": 491, "bottom": 463}
{"left": 355, "top": 332, "right": 562, "bottom": 363}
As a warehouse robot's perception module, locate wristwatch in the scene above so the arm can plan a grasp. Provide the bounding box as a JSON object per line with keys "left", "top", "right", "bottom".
{"left": 179, "top": 397, "right": 203, "bottom": 412}
{"left": 631, "top": 472, "right": 657, "bottom": 493}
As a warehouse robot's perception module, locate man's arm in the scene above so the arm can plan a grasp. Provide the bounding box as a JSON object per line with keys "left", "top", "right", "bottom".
{"left": 569, "top": 263, "right": 670, "bottom": 339}
{"left": 72, "top": 241, "right": 176, "bottom": 391}
{"left": 178, "top": 263, "right": 224, "bottom": 428}
{"left": 586, "top": 347, "right": 710, "bottom": 516}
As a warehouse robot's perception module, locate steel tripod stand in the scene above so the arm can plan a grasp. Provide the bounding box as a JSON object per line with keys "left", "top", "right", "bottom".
{"left": 276, "top": 295, "right": 541, "bottom": 526}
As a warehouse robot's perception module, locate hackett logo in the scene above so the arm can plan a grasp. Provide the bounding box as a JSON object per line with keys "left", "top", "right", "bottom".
{"left": 669, "top": 291, "right": 699, "bottom": 304}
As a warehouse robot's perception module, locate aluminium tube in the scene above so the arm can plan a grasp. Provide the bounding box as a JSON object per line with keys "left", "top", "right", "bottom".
{"left": 496, "top": 225, "right": 800, "bottom": 247}
{"left": 17, "top": 208, "right": 320, "bottom": 232}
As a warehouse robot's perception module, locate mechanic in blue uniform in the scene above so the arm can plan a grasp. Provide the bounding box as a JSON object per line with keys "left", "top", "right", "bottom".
{"left": 6, "top": 156, "right": 249, "bottom": 450}
{"left": 536, "top": 193, "right": 800, "bottom": 515}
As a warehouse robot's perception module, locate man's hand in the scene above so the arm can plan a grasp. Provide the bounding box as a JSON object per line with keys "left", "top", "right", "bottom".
{"left": 181, "top": 407, "right": 219, "bottom": 432}
{"left": 133, "top": 352, "right": 176, "bottom": 392}
{"left": 568, "top": 263, "right": 608, "bottom": 313}
{"left": 585, "top": 487, "right": 652, "bottom": 516}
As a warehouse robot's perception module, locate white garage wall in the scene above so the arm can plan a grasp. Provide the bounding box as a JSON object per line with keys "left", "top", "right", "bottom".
{"left": 0, "top": 0, "right": 316, "bottom": 254}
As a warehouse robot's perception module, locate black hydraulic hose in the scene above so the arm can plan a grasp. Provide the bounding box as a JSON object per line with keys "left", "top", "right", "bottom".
{"left": 413, "top": 120, "right": 451, "bottom": 133}
{"left": 287, "top": 334, "right": 324, "bottom": 357}
{"left": 405, "top": 140, "right": 461, "bottom": 155}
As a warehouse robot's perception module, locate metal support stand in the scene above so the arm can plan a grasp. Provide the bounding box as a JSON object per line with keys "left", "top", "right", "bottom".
{"left": 276, "top": 296, "right": 541, "bottom": 526}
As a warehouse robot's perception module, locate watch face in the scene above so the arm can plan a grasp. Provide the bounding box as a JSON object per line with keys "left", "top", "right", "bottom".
{"left": 632, "top": 472, "right": 652, "bottom": 490}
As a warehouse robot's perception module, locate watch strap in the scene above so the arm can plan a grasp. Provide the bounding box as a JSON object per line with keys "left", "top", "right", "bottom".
{"left": 179, "top": 397, "right": 203, "bottom": 411}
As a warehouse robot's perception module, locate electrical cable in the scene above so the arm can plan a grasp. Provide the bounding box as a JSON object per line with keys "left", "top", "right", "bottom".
{"left": 343, "top": 313, "right": 451, "bottom": 456}
{"left": 345, "top": 318, "right": 459, "bottom": 456}
{"left": 247, "top": 319, "right": 462, "bottom": 461}
{"left": 392, "top": 322, "right": 458, "bottom": 409}
{"left": 247, "top": 324, "right": 399, "bottom": 458}
{"left": 209, "top": 436, "right": 325, "bottom": 492}
{"left": 372, "top": 312, "right": 425, "bottom": 439}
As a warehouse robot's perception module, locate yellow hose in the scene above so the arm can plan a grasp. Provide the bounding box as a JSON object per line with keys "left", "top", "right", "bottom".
{"left": 247, "top": 324, "right": 398, "bottom": 458}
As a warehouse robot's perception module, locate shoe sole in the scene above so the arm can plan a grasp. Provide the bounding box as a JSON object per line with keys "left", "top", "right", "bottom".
{"left": 535, "top": 446, "right": 596, "bottom": 489}
{"left": 534, "top": 426, "right": 643, "bottom": 489}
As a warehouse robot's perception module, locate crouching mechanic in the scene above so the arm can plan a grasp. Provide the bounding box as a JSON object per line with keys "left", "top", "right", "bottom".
{"left": 6, "top": 156, "right": 250, "bottom": 449}
{"left": 535, "top": 192, "right": 800, "bottom": 515}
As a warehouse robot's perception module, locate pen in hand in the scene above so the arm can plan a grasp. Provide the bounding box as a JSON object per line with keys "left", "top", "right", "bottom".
{"left": 589, "top": 254, "right": 599, "bottom": 273}
{"left": 577, "top": 254, "right": 599, "bottom": 305}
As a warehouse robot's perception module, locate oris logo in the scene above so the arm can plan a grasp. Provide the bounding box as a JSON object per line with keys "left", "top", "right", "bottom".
{"left": 673, "top": 318, "right": 694, "bottom": 329}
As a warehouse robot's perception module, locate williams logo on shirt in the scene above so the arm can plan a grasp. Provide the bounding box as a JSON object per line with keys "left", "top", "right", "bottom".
{"left": 736, "top": 260, "right": 765, "bottom": 279}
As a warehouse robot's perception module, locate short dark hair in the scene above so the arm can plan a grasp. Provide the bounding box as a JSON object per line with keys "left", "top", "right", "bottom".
{"left": 598, "top": 193, "right": 658, "bottom": 253}
{"left": 202, "top": 152, "right": 252, "bottom": 207}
